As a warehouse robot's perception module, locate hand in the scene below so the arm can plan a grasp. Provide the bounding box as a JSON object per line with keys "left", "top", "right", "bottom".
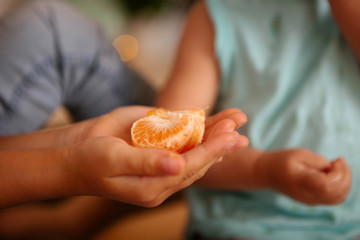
{"left": 65, "top": 107, "right": 248, "bottom": 207}
{"left": 257, "top": 149, "right": 352, "bottom": 205}
{"left": 60, "top": 106, "right": 153, "bottom": 145}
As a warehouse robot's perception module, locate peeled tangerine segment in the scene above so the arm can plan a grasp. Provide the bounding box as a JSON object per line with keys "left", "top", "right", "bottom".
{"left": 131, "top": 108, "right": 205, "bottom": 153}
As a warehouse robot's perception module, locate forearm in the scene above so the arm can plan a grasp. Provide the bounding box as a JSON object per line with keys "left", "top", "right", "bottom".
{"left": 0, "top": 130, "right": 66, "bottom": 150}
{"left": 196, "top": 147, "right": 352, "bottom": 206}
{"left": 196, "top": 148, "right": 269, "bottom": 190}
{"left": 0, "top": 120, "right": 90, "bottom": 150}
{"left": 329, "top": 0, "right": 360, "bottom": 60}
{"left": 155, "top": 72, "right": 218, "bottom": 113}
{"left": 0, "top": 147, "right": 78, "bottom": 209}
{"left": 155, "top": 1, "right": 219, "bottom": 114}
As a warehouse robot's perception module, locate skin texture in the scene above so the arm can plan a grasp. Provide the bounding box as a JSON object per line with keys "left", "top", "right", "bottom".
{"left": 196, "top": 148, "right": 351, "bottom": 205}
{"left": 329, "top": 0, "right": 360, "bottom": 61}
{"left": 155, "top": 0, "right": 218, "bottom": 114}
{"left": 155, "top": 0, "right": 352, "bottom": 205}
{"left": 1, "top": 1, "right": 355, "bottom": 238}
{"left": 0, "top": 106, "right": 248, "bottom": 209}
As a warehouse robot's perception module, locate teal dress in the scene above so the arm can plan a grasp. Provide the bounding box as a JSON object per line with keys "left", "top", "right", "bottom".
{"left": 186, "top": 1, "right": 360, "bottom": 239}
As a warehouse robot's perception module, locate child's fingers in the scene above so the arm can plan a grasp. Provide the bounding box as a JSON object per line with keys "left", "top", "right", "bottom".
{"left": 324, "top": 158, "right": 344, "bottom": 184}
{"left": 203, "top": 118, "right": 249, "bottom": 147}
{"left": 145, "top": 153, "right": 219, "bottom": 207}
{"left": 130, "top": 133, "right": 243, "bottom": 205}
{"left": 302, "top": 158, "right": 351, "bottom": 204}
{"left": 300, "top": 153, "right": 331, "bottom": 171}
{"left": 204, "top": 118, "right": 236, "bottom": 140}
{"left": 323, "top": 158, "right": 352, "bottom": 204}
{"left": 109, "top": 105, "right": 153, "bottom": 124}
{"left": 324, "top": 158, "right": 350, "bottom": 188}
{"left": 206, "top": 119, "right": 248, "bottom": 149}
{"left": 183, "top": 132, "right": 244, "bottom": 175}
{"left": 205, "top": 108, "right": 247, "bottom": 130}
{"left": 165, "top": 134, "right": 245, "bottom": 196}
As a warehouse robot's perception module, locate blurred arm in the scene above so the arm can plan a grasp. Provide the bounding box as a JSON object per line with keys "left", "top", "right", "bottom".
{"left": 196, "top": 148, "right": 268, "bottom": 189}
{"left": 155, "top": 1, "right": 219, "bottom": 114}
{"left": 0, "top": 147, "right": 74, "bottom": 209}
{"left": 329, "top": 0, "right": 360, "bottom": 60}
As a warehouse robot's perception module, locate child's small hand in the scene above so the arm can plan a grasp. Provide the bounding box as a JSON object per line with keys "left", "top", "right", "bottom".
{"left": 64, "top": 107, "right": 248, "bottom": 208}
{"left": 257, "top": 149, "right": 352, "bottom": 205}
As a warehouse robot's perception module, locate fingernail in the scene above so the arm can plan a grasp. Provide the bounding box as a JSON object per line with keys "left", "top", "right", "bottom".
{"left": 226, "top": 124, "right": 236, "bottom": 132}
{"left": 162, "top": 157, "right": 180, "bottom": 175}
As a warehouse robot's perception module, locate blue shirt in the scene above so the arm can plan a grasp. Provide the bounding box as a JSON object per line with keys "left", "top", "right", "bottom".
{"left": 186, "top": 1, "right": 360, "bottom": 239}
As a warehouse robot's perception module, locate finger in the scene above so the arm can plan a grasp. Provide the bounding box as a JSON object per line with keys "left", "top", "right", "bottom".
{"left": 300, "top": 154, "right": 331, "bottom": 171}
{"left": 204, "top": 118, "right": 236, "bottom": 141}
{"left": 205, "top": 108, "right": 247, "bottom": 130}
{"left": 150, "top": 152, "right": 220, "bottom": 206}
{"left": 182, "top": 132, "right": 244, "bottom": 178}
{"left": 109, "top": 105, "right": 154, "bottom": 126}
{"left": 106, "top": 174, "right": 179, "bottom": 207}
{"left": 112, "top": 144, "right": 184, "bottom": 176}
{"left": 151, "top": 163, "right": 213, "bottom": 206}
{"left": 338, "top": 158, "right": 352, "bottom": 193}
{"left": 194, "top": 117, "right": 247, "bottom": 168}
{"left": 301, "top": 158, "right": 350, "bottom": 205}
{"left": 94, "top": 106, "right": 154, "bottom": 142}
{"left": 323, "top": 158, "right": 352, "bottom": 204}
{"left": 130, "top": 132, "right": 245, "bottom": 205}
{"left": 108, "top": 133, "right": 240, "bottom": 207}
{"left": 206, "top": 120, "right": 249, "bottom": 149}
{"left": 325, "top": 158, "right": 345, "bottom": 183}
{"left": 204, "top": 118, "right": 249, "bottom": 147}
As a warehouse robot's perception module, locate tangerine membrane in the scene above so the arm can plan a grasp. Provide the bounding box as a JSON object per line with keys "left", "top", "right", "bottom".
{"left": 131, "top": 108, "right": 205, "bottom": 153}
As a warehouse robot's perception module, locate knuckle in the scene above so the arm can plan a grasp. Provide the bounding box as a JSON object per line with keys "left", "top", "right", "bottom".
{"left": 150, "top": 153, "right": 162, "bottom": 171}
{"left": 140, "top": 157, "right": 150, "bottom": 175}
{"left": 103, "top": 141, "right": 123, "bottom": 170}
{"left": 142, "top": 153, "right": 161, "bottom": 175}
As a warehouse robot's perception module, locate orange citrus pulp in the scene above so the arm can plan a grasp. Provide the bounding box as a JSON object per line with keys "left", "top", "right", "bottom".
{"left": 131, "top": 108, "right": 205, "bottom": 153}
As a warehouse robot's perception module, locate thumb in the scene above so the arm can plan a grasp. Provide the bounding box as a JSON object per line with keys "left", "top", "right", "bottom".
{"left": 300, "top": 153, "right": 331, "bottom": 171}
{"left": 114, "top": 144, "right": 184, "bottom": 176}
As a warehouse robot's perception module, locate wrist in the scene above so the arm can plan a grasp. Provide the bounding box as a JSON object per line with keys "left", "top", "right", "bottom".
{"left": 61, "top": 143, "right": 91, "bottom": 196}
{"left": 254, "top": 151, "right": 274, "bottom": 189}
{"left": 52, "top": 117, "right": 96, "bottom": 146}
{"left": 33, "top": 146, "right": 81, "bottom": 199}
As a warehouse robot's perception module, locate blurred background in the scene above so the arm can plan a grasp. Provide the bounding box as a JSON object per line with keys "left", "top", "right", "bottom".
{"left": 66, "top": 0, "right": 193, "bottom": 89}
{"left": 0, "top": 0, "right": 192, "bottom": 88}
{"left": 0, "top": 0, "right": 195, "bottom": 239}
